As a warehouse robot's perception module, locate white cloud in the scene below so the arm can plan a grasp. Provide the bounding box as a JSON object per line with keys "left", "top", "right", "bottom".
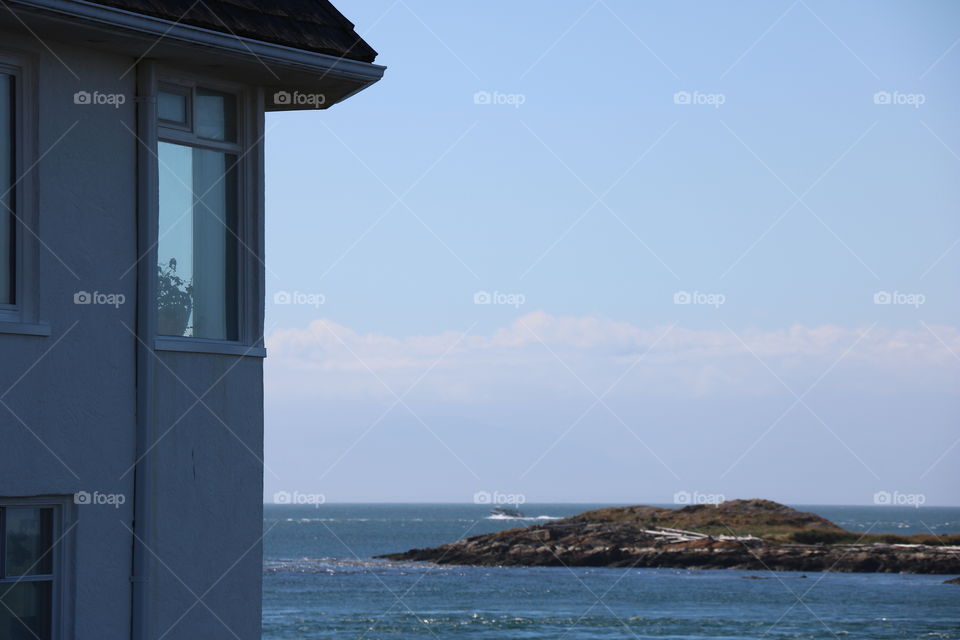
{"left": 265, "top": 312, "right": 960, "bottom": 402}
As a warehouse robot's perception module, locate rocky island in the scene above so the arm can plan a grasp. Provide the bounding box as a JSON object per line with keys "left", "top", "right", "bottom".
{"left": 380, "top": 499, "right": 960, "bottom": 574}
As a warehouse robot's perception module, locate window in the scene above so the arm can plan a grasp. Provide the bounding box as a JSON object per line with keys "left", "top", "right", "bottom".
{"left": 157, "top": 86, "right": 241, "bottom": 341}
{"left": 0, "top": 505, "right": 59, "bottom": 640}
{"left": 1, "top": 71, "right": 15, "bottom": 307}
{"left": 157, "top": 85, "right": 189, "bottom": 127}
{"left": 0, "top": 53, "right": 43, "bottom": 335}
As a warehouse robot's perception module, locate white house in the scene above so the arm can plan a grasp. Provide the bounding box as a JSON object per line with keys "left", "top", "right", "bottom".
{"left": 0, "top": 1, "right": 382, "bottom": 638}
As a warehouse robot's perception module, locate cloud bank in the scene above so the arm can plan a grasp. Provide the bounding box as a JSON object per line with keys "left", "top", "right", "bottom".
{"left": 265, "top": 312, "right": 960, "bottom": 402}
{"left": 263, "top": 313, "right": 959, "bottom": 504}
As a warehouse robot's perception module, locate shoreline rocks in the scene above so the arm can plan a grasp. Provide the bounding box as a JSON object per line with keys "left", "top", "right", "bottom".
{"left": 378, "top": 500, "right": 960, "bottom": 575}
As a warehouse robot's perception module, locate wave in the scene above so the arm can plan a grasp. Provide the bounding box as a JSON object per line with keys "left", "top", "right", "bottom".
{"left": 486, "top": 514, "right": 562, "bottom": 521}
{"left": 263, "top": 556, "right": 452, "bottom": 575}
{"left": 280, "top": 517, "right": 426, "bottom": 523}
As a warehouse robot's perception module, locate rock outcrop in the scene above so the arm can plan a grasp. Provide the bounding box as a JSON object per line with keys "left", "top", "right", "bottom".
{"left": 379, "top": 500, "right": 960, "bottom": 574}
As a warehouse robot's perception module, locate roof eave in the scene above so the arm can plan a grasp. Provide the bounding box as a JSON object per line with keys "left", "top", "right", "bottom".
{"left": 5, "top": 0, "right": 385, "bottom": 109}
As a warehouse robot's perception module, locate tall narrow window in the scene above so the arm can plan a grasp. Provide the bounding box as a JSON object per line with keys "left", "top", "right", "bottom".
{"left": 0, "top": 506, "right": 56, "bottom": 640}
{"left": 0, "top": 72, "right": 14, "bottom": 306}
{"left": 157, "top": 86, "right": 240, "bottom": 341}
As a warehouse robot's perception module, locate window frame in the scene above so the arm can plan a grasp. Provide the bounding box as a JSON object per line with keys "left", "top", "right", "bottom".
{"left": 150, "top": 68, "right": 264, "bottom": 357}
{"left": 0, "top": 49, "right": 46, "bottom": 337}
{"left": 0, "top": 497, "right": 73, "bottom": 640}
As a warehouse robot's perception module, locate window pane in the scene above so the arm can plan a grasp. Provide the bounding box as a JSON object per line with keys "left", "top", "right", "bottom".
{"left": 158, "top": 90, "right": 187, "bottom": 124}
{"left": 158, "top": 142, "right": 238, "bottom": 340}
{"left": 0, "top": 72, "right": 13, "bottom": 305}
{"left": 0, "top": 581, "right": 52, "bottom": 640}
{"left": 195, "top": 88, "right": 236, "bottom": 142}
{"left": 4, "top": 508, "right": 53, "bottom": 576}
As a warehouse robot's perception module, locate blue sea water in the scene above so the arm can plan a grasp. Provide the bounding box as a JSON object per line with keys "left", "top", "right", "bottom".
{"left": 262, "top": 504, "right": 960, "bottom": 639}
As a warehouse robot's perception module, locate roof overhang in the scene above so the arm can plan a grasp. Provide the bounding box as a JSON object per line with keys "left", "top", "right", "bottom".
{"left": 1, "top": 0, "right": 385, "bottom": 109}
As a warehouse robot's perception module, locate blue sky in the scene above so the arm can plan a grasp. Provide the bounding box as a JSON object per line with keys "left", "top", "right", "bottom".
{"left": 262, "top": 0, "right": 960, "bottom": 505}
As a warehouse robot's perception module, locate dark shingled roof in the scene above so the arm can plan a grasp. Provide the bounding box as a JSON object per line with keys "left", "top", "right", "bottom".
{"left": 88, "top": 0, "right": 378, "bottom": 62}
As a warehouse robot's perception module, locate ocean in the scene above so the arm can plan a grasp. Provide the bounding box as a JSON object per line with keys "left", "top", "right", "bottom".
{"left": 262, "top": 504, "right": 960, "bottom": 639}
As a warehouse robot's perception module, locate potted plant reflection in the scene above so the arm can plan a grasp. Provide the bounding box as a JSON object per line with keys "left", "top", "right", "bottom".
{"left": 157, "top": 258, "right": 192, "bottom": 336}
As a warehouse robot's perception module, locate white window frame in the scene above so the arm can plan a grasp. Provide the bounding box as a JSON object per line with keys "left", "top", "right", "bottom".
{"left": 147, "top": 67, "right": 265, "bottom": 357}
{"left": 0, "top": 496, "right": 74, "bottom": 640}
{"left": 0, "top": 49, "right": 46, "bottom": 337}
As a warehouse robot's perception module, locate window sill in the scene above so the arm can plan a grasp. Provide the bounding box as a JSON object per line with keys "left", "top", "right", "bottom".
{"left": 0, "top": 321, "right": 51, "bottom": 336}
{"left": 154, "top": 336, "right": 266, "bottom": 358}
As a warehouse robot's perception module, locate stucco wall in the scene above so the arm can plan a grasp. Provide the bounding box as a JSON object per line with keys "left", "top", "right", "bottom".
{"left": 0, "top": 29, "right": 264, "bottom": 640}
{"left": 148, "top": 352, "right": 264, "bottom": 640}
{"left": 0, "top": 31, "right": 138, "bottom": 640}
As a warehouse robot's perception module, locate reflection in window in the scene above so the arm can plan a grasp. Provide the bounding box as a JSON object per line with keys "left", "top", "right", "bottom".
{"left": 4, "top": 508, "right": 53, "bottom": 576}
{"left": 158, "top": 142, "right": 238, "bottom": 340}
{"left": 1, "top": 72, "right": 14, "bottom": 305}
{"left": 196, "top": 88, "right": 236, "bottom": 142}
{"left": 158, "top": 90, "right": 188, "bottom": 125}
{"left": 0, "top": 506, "right": 55, "bottom": 640}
